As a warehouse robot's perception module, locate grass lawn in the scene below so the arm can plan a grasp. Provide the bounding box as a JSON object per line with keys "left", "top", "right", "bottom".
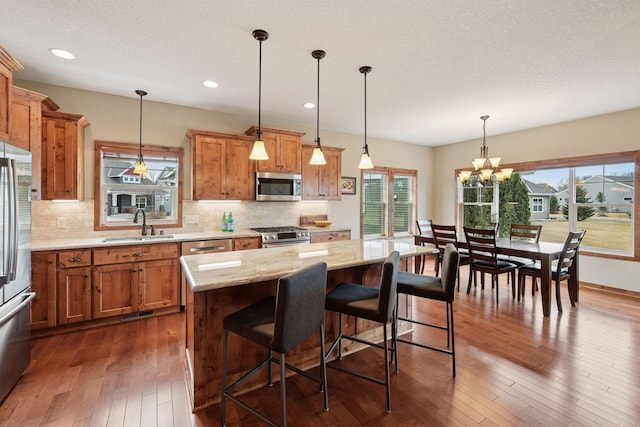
{"left": 531, "top": 213, "right": 632, "bottom": 251}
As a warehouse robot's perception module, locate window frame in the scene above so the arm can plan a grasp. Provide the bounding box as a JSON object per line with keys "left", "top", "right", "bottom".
{"left": 93, "top": 140, "right": 184, "bottom": 231}
{"left": 361, "top": 166, "right": 417, "bottom": 239}
{"left": 455, "top": 150, "right": 640, "bottom": 261}
{"left": 532, "top": 197, "right": 543, "bottom": 213}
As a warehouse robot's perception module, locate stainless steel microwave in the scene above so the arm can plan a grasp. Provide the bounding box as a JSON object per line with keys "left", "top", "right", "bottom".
{"left": 256, "top": 172, "right": 302, "bottom": 201}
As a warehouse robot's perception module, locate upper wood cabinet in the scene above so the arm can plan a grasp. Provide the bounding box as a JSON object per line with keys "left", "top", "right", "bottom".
{"left": 41, "top": 110, "right": 90, "bottom": 200}
{"left": 187, "top": 129, "right": 256, "bottom": 201}
{"left": 10, "top": 86, "right": 59, "bottom": 200}
{"left": 301, "top": 144, "right": 343, "bottom": 200}
{"left": 245, "top": 126, "right": 304, "bottom": 174}
{"left": 0, "top": 46, "right": 23, "bottom": 141}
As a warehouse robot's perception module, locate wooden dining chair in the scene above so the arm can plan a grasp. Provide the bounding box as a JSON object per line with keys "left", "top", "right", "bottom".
{"left": 430, "top": 224, "right": 470, "bottom": 290}
{"left": 463, "top": 226, "right": 518, "bottom": 303}
{"left": 415, "top": 219, "right": 440, "bottom": 274}
{"left": 517, "top": 230, "right": 586, "bottom": 312}
{"left": 503, "top": 223, "right": 543, "bottom": 290}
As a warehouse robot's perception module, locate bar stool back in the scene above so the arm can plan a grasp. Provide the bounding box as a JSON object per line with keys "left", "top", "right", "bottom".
{"left": 396, "top": 243, "right": 460, "bottom": 376}
{"left": 324, "top": 251, "right": 400, "bottom": 413}
{"left": 221, "top": 262, "right": 329, "bottom": 427}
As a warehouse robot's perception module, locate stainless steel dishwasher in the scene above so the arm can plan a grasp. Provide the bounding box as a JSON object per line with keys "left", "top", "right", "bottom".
{"left": 181, "top": 239, "right": 233, "bottom": 307}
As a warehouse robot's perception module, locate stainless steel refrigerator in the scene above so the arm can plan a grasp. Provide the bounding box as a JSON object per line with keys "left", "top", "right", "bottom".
{"left": 0, "top": 141, "right": 34, "bottom": 404}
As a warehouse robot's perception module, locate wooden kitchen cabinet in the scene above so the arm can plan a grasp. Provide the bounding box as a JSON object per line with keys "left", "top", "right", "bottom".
{"left": 31, "top": 252, "right": 57, "bottom": 329}
{"left": 93, "top": 243, "right": 179, "bottom": 318}
{"left": 245, "top": 126, "right": 304, "bottom": 174}
{"left": 301, "top": 144, "right": 343, "bottom": 200}
{"left": 41, "top": 110, "right": 90, "bottom": 200}
{"left": 57, "top": 249, "right": 92, "bottom": 325}
{"left": 233, "top": 236, "right": 261, "bottom": 251}
{"left": 10, "top": 86, "right": 58, "bottom": 200}
{"left": 310, "top": 230, "right": 351, "bottom": 243}
{"left": 187, "top": 129, "right": 255, "bottom": 200}
{"left": 0, "top": 46, "right": 23, "bottom": 141}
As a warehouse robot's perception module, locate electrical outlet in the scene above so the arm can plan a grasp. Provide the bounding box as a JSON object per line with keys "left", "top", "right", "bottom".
{"left": 186, "top": 215, "right": 199, "bottom": 224}
{"left": 56, "top": 217, "right": 67, "bottom": 228}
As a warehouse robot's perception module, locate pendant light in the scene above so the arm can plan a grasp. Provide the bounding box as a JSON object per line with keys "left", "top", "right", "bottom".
{"left": 133, "top": 89, "right": 148, "bottom": 175}
{"left": 309, "top": 49, "right": 327, "bottom": 165}
{"left": 358, "top": 66, "right": 374, "bottom": 169}
{"left": 249, "top": 29, "right": 270, "bottom": 160}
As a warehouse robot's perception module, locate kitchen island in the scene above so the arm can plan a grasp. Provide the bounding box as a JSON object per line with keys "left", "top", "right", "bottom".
{"left": 180, "top": 238, "right": 435, "bottom": 411}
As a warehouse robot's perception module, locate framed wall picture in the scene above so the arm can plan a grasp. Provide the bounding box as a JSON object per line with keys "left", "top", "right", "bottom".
{"left": 341, "top": 177, "right": 356, "bottom": 195}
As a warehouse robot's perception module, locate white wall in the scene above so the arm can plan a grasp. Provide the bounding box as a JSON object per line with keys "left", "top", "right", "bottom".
{"left": 19, "top": 80, "right": 433, "bottom": 240}
{"left": 432, "top": 108, "right": 640, "bottom": 292}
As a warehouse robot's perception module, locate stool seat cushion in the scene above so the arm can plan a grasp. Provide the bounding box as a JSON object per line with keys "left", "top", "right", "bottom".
{"left": 325, "top": 282, "right": 382, "bottom": 321}
{"left": 397, "top": 272, "right": 447, "bottom": 302}
{"left": 223, "top": 296, "right": 276, "bottom": 349}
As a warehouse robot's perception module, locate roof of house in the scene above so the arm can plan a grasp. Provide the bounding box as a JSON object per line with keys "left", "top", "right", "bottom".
{"left": 523, "top": 179, "right": 557, "bottom": 196}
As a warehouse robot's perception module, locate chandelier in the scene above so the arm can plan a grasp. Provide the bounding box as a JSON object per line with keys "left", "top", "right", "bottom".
{"left": 459, "top": 115, "right": 513, "bottom": 184}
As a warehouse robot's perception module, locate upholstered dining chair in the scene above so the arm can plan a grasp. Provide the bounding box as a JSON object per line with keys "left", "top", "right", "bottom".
{"left": 415, "top": 219, "right": 440, "bottom": 274}
{"left": 324, "top": 251, "right": 400, "bottom": 413}
{"left": 395, "top": 243, "right": 460, "bottom": 376}
{"left": 517, "top": 230, "right": 586, "bottom": 312}
{"left": 463, "top": 226, "right": 518, "bottom": 303}
{"left": 430, "top": 224, "right": 470, "bottom": 290}
{"left": 221, "top": 262, "right": 329, "bottom": 427}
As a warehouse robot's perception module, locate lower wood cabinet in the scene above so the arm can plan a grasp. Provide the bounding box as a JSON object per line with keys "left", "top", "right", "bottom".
{"left": 93, "top": 243, "right": 179, "bottom": 319}
{"left": 310, "top": 230, "right": 351, "bottom": 243}
{"left": 57, "top": 249, "right": 92, "bottom": 325}
{"left": 233, "top": 236, "right": 261, "bottom": 251}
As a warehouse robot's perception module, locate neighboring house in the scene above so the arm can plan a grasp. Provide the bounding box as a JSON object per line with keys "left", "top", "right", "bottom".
{"left": 523, "top": 179, "right": 557, "bottom": 220}
{"left": 555, "top": 175, "right": 634, "bottom": 215}
{"left": 104, "top": 159, "right": 157, "bottom": 215}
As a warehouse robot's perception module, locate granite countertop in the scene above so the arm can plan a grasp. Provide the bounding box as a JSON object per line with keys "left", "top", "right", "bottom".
{"left": 30, "top": 229, "right": 260, "bottom": 251}
{"left": 181, "top": 238, "right": 435, "bottom": 292}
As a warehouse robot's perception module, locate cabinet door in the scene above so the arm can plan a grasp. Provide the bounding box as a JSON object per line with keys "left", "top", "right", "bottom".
{"left": 138, "top": 259, "right": 179, "bottom": 311}
{"left": 42, "top": 115, "right": 78, "bottom": 199}
{"left": 192, "top": 135, "right": 224, "bottom": 200}
{"left": 58, "top": 267, "right": 92, "bottom": 324}
{"left": 301, "top": 145, "right": 322, "bottom": 199}
{"left": 0, "top": 61, "right": 12, "bottom": 141}
{"left": 321, "top": 148, "right": 342, "bottom": 200}
{"left": 277, "top": 134, "right": 302, "bottom": 173}
{"left": 31, "top": 252, "right": 57, "bottom": 329}
{"left": 225, "top": 138, "right": 255, "bottom": 200}
{"left": 93, "top": 263, "right": 137, "bottom": 318}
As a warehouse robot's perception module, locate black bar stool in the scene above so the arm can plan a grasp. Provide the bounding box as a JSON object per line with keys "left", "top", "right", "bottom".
{"left": 221, "top": 262, "right": 329, "bottom": 427}
{"left": 324, "top": 251, "right": 399, "bottom": 413}
{"left": 395, "top": 243, "right": 460, "bottom": 376}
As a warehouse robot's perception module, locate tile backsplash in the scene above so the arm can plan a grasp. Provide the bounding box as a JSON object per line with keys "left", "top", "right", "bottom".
{"left": 32, "top": 200, "right": 332, "bottom": 241}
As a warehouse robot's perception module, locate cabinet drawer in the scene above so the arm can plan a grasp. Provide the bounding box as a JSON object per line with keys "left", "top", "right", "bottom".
{"left": 310, "top": 230, "right": 351, "bottom": 244}
{"left": 233, "top": 237, "right": 261, "bottom": 251}
{"left": 93, "top": 243, "right": 179, "bottom": 265}
{"left": 58, "top": 250, "right": 92, "bottom": 268}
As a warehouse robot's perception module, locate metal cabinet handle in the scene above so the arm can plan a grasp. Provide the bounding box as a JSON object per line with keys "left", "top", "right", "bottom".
{"left": 69, "top": 257, "right": 82, "bottom": 262}
{"left": 133, "top": 253, "right": 144, "bottom": 257}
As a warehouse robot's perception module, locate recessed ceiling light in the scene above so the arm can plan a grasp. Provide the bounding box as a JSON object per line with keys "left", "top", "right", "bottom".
{"left": 49, "top": 48, "right": 75, "bottom": 60}
{"left": 203, "top": 80, "right": 219, "bottom": 88}
{"left": 304, "top": 102, "right": 315, "bottom": 109}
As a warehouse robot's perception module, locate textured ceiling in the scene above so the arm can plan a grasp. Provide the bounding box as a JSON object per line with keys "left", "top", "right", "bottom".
{"left": 2, "top": 0, "right": 640, "bottom": 146}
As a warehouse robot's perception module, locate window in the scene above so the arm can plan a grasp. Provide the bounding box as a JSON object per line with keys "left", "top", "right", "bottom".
{"left": 94, "top": 141, "right": 183, "bottom": 231}
{"left": 362, "top": 168, "right": 416, "bottom": 238}
{"left": 532, "top": 198, "right": 543, "bottom": 212}
{"left": 456, "top": 151, "right": 638, "bottom": 259}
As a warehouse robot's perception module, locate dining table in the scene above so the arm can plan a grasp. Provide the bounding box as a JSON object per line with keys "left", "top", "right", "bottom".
{"left": 414, "top": 234, "right": 577, "bottom": 317}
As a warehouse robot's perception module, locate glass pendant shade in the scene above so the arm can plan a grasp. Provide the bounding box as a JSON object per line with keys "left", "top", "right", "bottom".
{"left": 501, "top": 168, "right": 513, "bottom": 180}
{"left": 249, "top": 137, "right": 269, "bottom": 160}
{"left": 134, "top": 158, "right": 147, "bottom": 175}
{"left": 357, "top": 66, "right": 373, "bottom": 169}
{"left": 358, "top": 146, "right": 374, "bottom": 169}
{"left": 310, "top": 142, "right": 327, "bottom": 165}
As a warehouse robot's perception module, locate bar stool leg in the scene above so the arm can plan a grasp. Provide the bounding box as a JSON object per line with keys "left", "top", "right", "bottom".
{"left": 383, "top": 326, "right": 391, "bottom": 413}
{"left": 221, "top": 330, "right": 228, "bottom": 427}
{"left": 281, "top": 354, "right": 287, "bottom": 426}
{"left": 320, "top": 324, "right": 329, "bottom": 410}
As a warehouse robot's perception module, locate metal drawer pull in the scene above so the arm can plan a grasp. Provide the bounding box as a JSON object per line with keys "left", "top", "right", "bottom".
{"left": 190, "top": 246, "right": 226, "bottom": 253}
{"left": 133, "top": 253, "right": 144, "bottom": 257}
{"left": 69, "top": 257, "right": 82, "bottom": 262}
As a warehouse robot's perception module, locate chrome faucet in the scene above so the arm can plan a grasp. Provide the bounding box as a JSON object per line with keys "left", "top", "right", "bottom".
{"left": 133, "top": 208, "right": 147, "bottom": 236}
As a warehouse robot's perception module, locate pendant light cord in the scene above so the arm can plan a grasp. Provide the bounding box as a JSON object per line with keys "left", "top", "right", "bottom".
{"left": 364, "top": 70, "right": 367, "bottom": 150}
{"left": 139, "top": 93, "right": 143, "bottom": 156}
{"left": 316, "top": 55, "right": 320, "bottom": 142}
{"left": 258, "top": 38, "right": 262, "bottom": 139}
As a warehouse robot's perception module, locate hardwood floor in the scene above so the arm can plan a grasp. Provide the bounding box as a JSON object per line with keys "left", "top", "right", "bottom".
{"left": 2, "top": 264, "right": 639, "bottom": 426}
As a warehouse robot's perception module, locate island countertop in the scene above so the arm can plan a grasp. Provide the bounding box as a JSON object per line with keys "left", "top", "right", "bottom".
{"left": 181, "top": 238, "right": 435, "bottom": 292}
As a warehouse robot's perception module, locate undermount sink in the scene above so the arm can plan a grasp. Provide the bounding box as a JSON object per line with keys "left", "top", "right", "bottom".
{"left": 102, "top": 235, "right": 175, "bottom": 243}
